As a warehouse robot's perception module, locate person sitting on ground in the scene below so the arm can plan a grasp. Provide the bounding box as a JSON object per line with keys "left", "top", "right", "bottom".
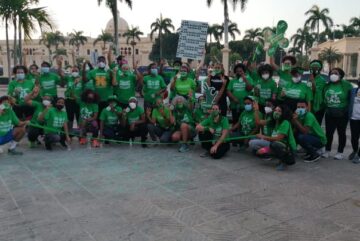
{"left": 196, "top": 104, "right": 230, "bottom": 159}
{"left": 99, "top": 95, "right": 123, "bottom": 143}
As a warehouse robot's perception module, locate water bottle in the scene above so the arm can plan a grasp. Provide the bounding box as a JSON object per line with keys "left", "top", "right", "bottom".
{"left": 86, "top": 133, "right": 92, "bottom": 149}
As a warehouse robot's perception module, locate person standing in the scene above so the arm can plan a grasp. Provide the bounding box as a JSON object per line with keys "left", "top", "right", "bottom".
{"left": 348, "top": 79, "right": 360, "bottom": 163}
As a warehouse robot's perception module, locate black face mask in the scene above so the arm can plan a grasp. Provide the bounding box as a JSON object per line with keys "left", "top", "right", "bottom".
{"left": 56, "top": 104, "right": 64, "bottom": 110}
{"left": 87, "top": 97, "right": 94, "bottom": 103}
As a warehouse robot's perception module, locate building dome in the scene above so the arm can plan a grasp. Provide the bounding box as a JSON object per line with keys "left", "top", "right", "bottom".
{"left": 105, "top": 16, "right": 129, "bottom": 35}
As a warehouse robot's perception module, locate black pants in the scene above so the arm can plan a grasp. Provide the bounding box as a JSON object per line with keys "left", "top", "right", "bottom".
{"left": 124, "top": 123, "right": 148, "bottom": 142}
{"left": 65, "top": 99, "right": 80, "bottom": 124}
{"left": 270, "top": 141, "right": 295, "bottom": 165}
{"left": 314, "top": 109, "right": 325, "bottom": 126}
{"left": 199, "top": 131, "right": 230, "bottom": 159}
{"left": 103, "top": 125, "right": 125, "bottom": 141}
{"left": 13, "top": 105, "right": 35, "bottom": 120}
{"left": 219, "top": 101, "right": 228, "bottom": 117}
{"left": 28, "top": 126, "right": 43, "bottom": 142}
{"left": 98, "top": 101, "right": 108, "bottom": 120}
{"left": 325, "top": 113, "right": 348, "bottom": 153}
{"left": 350, "top": 119, "right": 360, "bottom": 155}
{"left": 231, "top": 108, "right": 243, "bottom": 124}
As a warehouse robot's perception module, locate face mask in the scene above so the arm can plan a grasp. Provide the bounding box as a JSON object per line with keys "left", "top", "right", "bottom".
{"left": 87, "top": 96, "right": 94, "bottom": 102}
{"left": 210, "top": 71, "right": 216, "bottom": 77}
{"left": 214, "top": 70, "right": 221, "bottom": 75}
{"left": 42, "top": 100, "right": 51, "bottom": 106}
{"left": 124, "top": 70, "right": 132, "bottom": 76}
{"left": 273, "top": 112, "right": 281, "bottom": 120}
{"left": 311, "top": 69, "right": 319, "bottom": 75}
{"left": 330, "top": 74, "right": 339, "bottom": 82}
{"left": 282, "top": 64, "right": 291, "bottom": 71}
{"left": 98, "top": 62, "right": 106, "bottom": 69}
{"left": 129, "top": 102, "right": 137, "bottom": 109}
{"left": 174, "top": 66, "right": 180, "bottom": 71}
{"left": 71, "top": 72, "right": 79, "bottom": 78}
{"left": 211, "top": 110, "right": 219, "bottom": 117}
{"left": 296, "top": 108, "right": 306, "bottom": 116}
{"left": 41, "top": 67, "right": 50, "bottom": 74}
{"left": 85, "top": 65, "right": 90, "bottom": 71}
{"left": 180, "top": 72, "right": 187, "bottom": 78}
{"left": 262, "top": 74, "right": 270, "bottom": 80}
{"left": 16, "top": 73, "right": 25, "bottom": 80}
{"left": 0, "top": 104, "right": 6, "bottom": 111}
{"left": 264, "top": 107, "right": 273, "bottom": 114}
{"left": 177, "top": 103, "right": 184, "bottom": 109}
{"left": 151, "top": 69, "right": 158, "bottom": 76}
{"left": 56, "top": 104, "right": 64, "bottom": 110}
{"left": 292, "top": 76, "right": 302, "bottom": 83}
{"left": 244, "top": 104, "right": 252, "bottom": 111}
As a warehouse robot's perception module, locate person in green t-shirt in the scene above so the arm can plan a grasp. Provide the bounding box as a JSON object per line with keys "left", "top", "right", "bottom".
{"left": 171, "top": 96, "right": 195, "bottom": 153}
{"left": 193, "top": 95, "right": 210, "bottom": 125}
{"left": 256, "top": 104, "right": 297, "bottom": 171}
{"left": 146, "top": 97, "right": 174, "bottom": 143}
{"left": 254, "top": 64, "right": 277, "bottom": 109}
{"left": 78, "top": 90, "right": 100, "bottom": 147}
{"left": 82, "top": 61, "right": 95, "bottom": 91}
{"left": 292, "top": 100, "right": 326, "bottom": 162}
{"left": 322, "top": 68, "right": 353, "bottom": 160}
{"left": 270, "top": 55, "right": 297, "bottom": 90}
{"left": 0, "top": 96, "right": 28, "bottom": 155}
{"left": 227, "top": 63, "right": 254, "bottom": 124}
{"left": 142, "top": 63, "right": 167, "bottom": 109}
{"left": 112, "top": 63, "right": 143, "bottom": 107}
{"left": 170, "top": 64, "right": 196, "bottom": 102}
{"left": 27, "top": 64, "right": 40, "bottom": 84}
{"left": 38, "top": 61, "right": 63, "bottom": 99}
{"left": 159, "top": 59, "right": 182, "bottom": 85}
{"left": 99, "top": 95, "right": 123, "bottom": 143}
{"left": 196, "top": 104, "right": 230, "bottom": 159}
{"left": 38, "top": 97, "right": 71, "bottom": 151}
{"left": 8, "top": 65, "right": 36, "bottom": 120}
{"left": 121, "top": 97, "right": 148, "bottom": 147}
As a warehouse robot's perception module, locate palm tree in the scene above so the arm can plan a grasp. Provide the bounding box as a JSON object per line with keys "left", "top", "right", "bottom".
{"left": 52, "top": 48, "right": 67, "bottom": 60}
{"left": 288, "top": 47, "right": 301, "bottom": 56}
{"left": 207, "top": 24, "right": 223, "bottom": 43}
{"left": 350, "top": 16, "right": 360, "bottom": 29}
{"left": 244, "top": 28, "right": 263, "bottom": 42}
{"left": 304, "top": 5, "right": 333, "bottom": 42}
{"left": 225, "top": 21, "right": 241, "bottom": 40}
{"left": 94, "top": 30, "right": 114, "bottom": 50}
{"left": 341, "top": 24, "right": 358, "bottom": 37}
{"left": 290, "top": 27, "right": 314, "bottom": 55}
{"left": 123, "top": 26, "right": 143, "bottom": 64}
{"left": 150, "top": 14, "right": 175, "bottom": 59}
{"left": 39, "top": 31, "right": 65, "bottom": 62}
{"left": 206, "top": 0, "right": 248, "bottom": 48}
{"left": 319, "top": 47, "right": 342, "bottom": 69}
{"left": 68, "top": 30, "right": 88, "bottom": 54}
{"left": 97, "top": 0, "right": 132, "bottom": 55}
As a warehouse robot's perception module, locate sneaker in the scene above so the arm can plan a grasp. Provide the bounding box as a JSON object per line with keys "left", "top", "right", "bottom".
{"left": 304, "top": 154, "right": 320, "bottom": 163}
{"left": 45, "top": 141, "right": 52, "bottom": 151}
{"left": 334, "top": 152, "right": 344, "bottom": 160}
{"left": 79, "top": 138, "right": 87, "bottom": 145}
{"left": 302, "top": 153, "right": 312, "bottom": 160}
{"left": 297, "top": 147, "right": 306, "bottom": 154}
{"left": 348, "top": 151, "right": 357, "bottom": 160}
{"left": 8, "top": 148, "right": 23, "bottom": 155}
{"left": 261, "top": 157, "right": 272, "bottom": 161}
{"left": 321, "top": 151, "right": 330, "bottom": 158}
{"left": 317, "top": 147, "right": 325, "bottom": 156}
{"left": 352, "top": 156, "right": 360, "bottom": 164}
{"left": 92, "top": 139, "right": 101, "bottom": 148}
{"left": 178, "top": 144, "right": 190, "bottom": 153}
{"left": 276, "top": 163, "right": 286, "bottom": 171}
{"left": 200, "top": 151, "right": 210, "bottom": 158}
{"left": 60, "top": 139, "right": 67, "bottom": 148}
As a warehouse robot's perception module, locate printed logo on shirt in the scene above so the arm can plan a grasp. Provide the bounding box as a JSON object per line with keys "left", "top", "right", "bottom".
{"left": 119, "top": 80, "right": 131, "bottom": 89}
{"left": 95, "top": 75, "right": 107, "bottom": 87}
{"left": 53, "top": 117, "right": 65, "bottom": 128}
{"left": 42, "top": 80, "right": 55, "bottom": 89}
{"left": 0, "top": 120, "right": 12, "bottom": 133}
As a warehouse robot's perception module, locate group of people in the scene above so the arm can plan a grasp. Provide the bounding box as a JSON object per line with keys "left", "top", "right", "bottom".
{"left": 1, "top": 53, "right": 360, "bottom": 171}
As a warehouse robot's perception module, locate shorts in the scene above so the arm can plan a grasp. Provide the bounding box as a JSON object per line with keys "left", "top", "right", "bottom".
{"left": 0, "top": 130, "right": 13, "bottom": 145}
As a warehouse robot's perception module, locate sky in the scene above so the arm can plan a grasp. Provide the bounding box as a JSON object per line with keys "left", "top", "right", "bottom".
{"left": 0, "top": 0, "right": 359, "bottom": 40}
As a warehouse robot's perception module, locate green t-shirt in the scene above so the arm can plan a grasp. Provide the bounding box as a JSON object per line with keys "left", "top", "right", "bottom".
{"left": 200, "top": 116, "right": 230, "bottom": 140}
{"left": 311, "top": 75, "right": 327, "bottom": 112}
{"left": 277, "top": 70, "right": 292, "bottom": 89}
{"left": 271, "top": 120, "right": 297, "bottom": 151}
{"left": 174, "top": 78, "right": 196, "bottom": 96}
{"left": 44, "top": 108, "right": 68, "bottom": 134}
{"left": 299, "top": 112, "right": 327, "bottom": 145}
{"left": 26, "top": 73, "right": 37, "bottom": 84}
{"left": 100, "top": 106, "right": 122, "bottom": 126}
{"left": 255, "top": 79, "right": 277, "bottom": 106}
{"left": 227, "top": 75, "right": 254, "bottom": 109}
{"left": 86, "top": 68, "right": 113, "bottom": 102}
{"left": 114, "top": 71, "right": 136, "bottom": 104}
{"left": 239, "top": 110, "right": 262, "bottom": 136}
{"left": 79, "top": 102, "right": 99, "bottom": 121}
{"left": 39, "top": 72, "right": 61, "bottom": 97}
{"left": 263, "top": 114, "right": 275, "bottom": 137}
{"left": 173, "top": 107, "right": 194, "bottom": 128}
{"left": 30, "top": 101, "right": 44, "bottom": 124}
{"left": 324, "top": 80, "right": 353, "bottom": 109}
{"left": 284, "top": 82, "right": 313, "bottom": 102}
{"left": 64, "top": 76, "right": 83, "bottom": 101}
{"left": 7, "top": 79, "right": 35, "bottom": 104}
{"left": 126, "top": 106, "right": 144, "bottom": 125}
{"left": 143, "top": 75, "right": 166, "bottom": 104}
{"left": 0, "top": 109, "right": 19, "bottom": 136}
{"left": 194, "top": 108, "right": 208, "bottom": 124}
{"left": 152, "top": 107, "right": 171, "bottom": 129}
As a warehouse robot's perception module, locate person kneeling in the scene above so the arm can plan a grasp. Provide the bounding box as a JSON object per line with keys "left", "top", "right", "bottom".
{"left": 196, "top": 104, "right": 230, "bottom": 159}
{"left": 99, "top": 95, "right": 123, "bottom": 144}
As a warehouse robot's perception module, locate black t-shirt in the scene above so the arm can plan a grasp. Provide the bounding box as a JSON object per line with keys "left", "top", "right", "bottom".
{"left": 210, "top": 74, "right": 230, "bottom": 105}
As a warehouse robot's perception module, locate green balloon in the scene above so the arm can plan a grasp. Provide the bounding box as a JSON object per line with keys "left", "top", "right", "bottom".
{"left": 276, "top": 20, "right": 288, "bottom": 34}
{"left": 278, "top": 38, "right": 289, "bottom": 48}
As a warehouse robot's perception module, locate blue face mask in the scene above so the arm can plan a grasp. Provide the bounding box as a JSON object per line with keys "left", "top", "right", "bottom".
{"left": 16, "top": 73, "right": 25, "bottom": 80}
{"left": 244, "top": 104, "right": 253, "bottom": 111}
{"left": 41, "top": 67, "right": 50, "bottom": 74}
{"left": 151, "top": 68, "right": 158, "bottom": 76}
{"left": 296, "top": 108, "right": 306, "bottom": 116}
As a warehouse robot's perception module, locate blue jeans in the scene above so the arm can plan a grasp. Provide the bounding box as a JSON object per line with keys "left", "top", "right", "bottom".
{"left": 297, "top": 134, "right": 324, "bottom": 156}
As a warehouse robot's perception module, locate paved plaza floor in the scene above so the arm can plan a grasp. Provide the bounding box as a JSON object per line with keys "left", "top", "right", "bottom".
{"left": 0, "top": 140, "right": 359, "bottom": 241}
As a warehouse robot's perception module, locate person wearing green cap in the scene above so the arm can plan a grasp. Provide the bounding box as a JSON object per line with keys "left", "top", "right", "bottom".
{"left": 99, "top": 95, "right": 123, "bottom": 143}
{"left": 171, "top": 96, "right": 195, "bottom": 153}
{"left": 196, "top": 104, "right": 230, "bottom": 159}
{"left": 170, "top": 64, "right": 196, "bottom": 102}
{"left": 256, "top": 104, "right": 297, "bottom": 171}
{"left": 142, "top": 62, "right": 167, "bottom": 109}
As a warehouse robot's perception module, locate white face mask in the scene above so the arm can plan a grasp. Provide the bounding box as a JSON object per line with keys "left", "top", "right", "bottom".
{"left": 330, "top": 74, "right": 339, "bottom": 82}
{"left": 292, "top": 76, "right": 302, "bottom": 83}
{"left": 85, "top": 65, "right": 90, "bottom": 71}
{"left": 262, "top": 74, "right": 270, "bottom": 80}
{"left": 16, "top": 73, "right": 25, "bottom": 80}
{"left": 129, "top": 102, "right": 137, "bottom": 109}
{"left": 71, "top": 72, "right": 79, "bottom": 78}
{"left": 42, "top": 100, "right": 51, "bottom": 106}
{"left": 98, "top": 62, "right": 106, "bottom": 69}
{"left": 0, "top": 104, "right": 5, "bottom": 110}
{"left": 264, "top": 107, "right": 273, "bottom": 114}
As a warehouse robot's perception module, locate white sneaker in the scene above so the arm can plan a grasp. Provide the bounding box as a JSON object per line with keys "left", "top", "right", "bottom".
{"left": 322, "top": 151, "right": 330, "bottom": 158}
{"left": 317, "top": 147, "right": 325, "bottom": 156}
{"left": 334, "top": 152, "right": 344, "bottom": 160}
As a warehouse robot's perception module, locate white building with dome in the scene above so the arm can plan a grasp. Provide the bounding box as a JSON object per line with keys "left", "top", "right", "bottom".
{"left": 0, "top": 17, "right": 156, "bottom": 77}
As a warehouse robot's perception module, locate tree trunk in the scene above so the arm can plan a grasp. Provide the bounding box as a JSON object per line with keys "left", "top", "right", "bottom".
{"left": 317, "top": 21, "right": 320, "bottom": 42}
{"left": 223, "top": 1, "right": 229, "bottom": 48}
{"left": 13, "top": 17, "right": 18, "bottom": 66}
{"left": 19, "top": 21, "right": 23, "bottom": 65}
{"left": 114, "top": 0, "right": 119, "bottom": 56}
{"left": 159, "top": 31, "right": 163, "bottom": 60}
{"left": 5, "top": 20, "right": 12, "bottom": 82}
{"left": 132, "top": 45, "right": 135, "bottom": 66}
{"left": 48, "top": 47, "right": 52, "bottom": 63}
